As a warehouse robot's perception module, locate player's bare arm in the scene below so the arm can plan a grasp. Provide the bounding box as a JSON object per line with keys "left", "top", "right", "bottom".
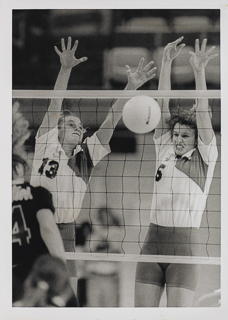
{"left": 37, "top": 208, "right": 66, "bottom": 264}
{"left": 190, "top": 38, "right": 218, "bottom": 144}
{"left": 155, "top": 36, "right": 185, "bottom": 138}
{"left": 38, "top": 37, "right": 88, "bottom": 137}
{"left": 96, "top": 58, "right": 156, "bottom": 147}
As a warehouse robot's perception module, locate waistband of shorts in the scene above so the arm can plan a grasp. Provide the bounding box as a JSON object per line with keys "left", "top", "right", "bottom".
{"left": 148, "top": 223, "right": 199, "bottom": 236}
{"left": 56, "top": 222, "right": 75, "bottom": 227}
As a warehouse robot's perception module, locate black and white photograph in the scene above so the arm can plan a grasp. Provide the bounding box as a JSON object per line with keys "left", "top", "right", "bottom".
{"left": 1, "top": 0, "right": 227, "bottom": 319}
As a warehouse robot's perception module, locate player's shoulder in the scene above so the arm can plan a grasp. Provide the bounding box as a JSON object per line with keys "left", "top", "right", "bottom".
{"left": 15, "top": 182, "right": 52, "bottom": 200}
{"left": 30, "top": 184, "right": 55, "bottom": 213}
{"left": 31, "top": 184, "right": 52, "bottom": 198}
{"left": 12, "top": 182, "right": 33, "bottom": 203}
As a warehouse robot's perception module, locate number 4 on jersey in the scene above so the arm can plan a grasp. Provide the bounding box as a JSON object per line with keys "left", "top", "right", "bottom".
{"left": 12, "top": 205, "right": 31, "bottom": 246}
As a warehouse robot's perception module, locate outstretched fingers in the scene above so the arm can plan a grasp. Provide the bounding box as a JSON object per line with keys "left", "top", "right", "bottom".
{"left": 54, "top": 37, "right": 71, "bottom": 55}
{"left": 173, "top": 36, "right": 184, "bottom": 45}
{"left": 61, "top": 38, "right": 66, "bottom": 51}
{"left": 78, "top": 56, "right": 88, "bottom": 63}
{"left": 54, "top": 46, "right": 61, "bottom": 56}
{"left": 201, "top": 38, "right": 207, "bottom": 52}
{"left": 67, "top": 37, "right": 72, "bottom": 50}
{"left": 176, "top": 43, "right": 185, "bottom": 54}
{"left": 206, "top": 45, "right": 218, "bottom": 61}
{"left": 206, "top": 46, "right": 216, "bottom": 55}
{"left": 195, "top": 39, "right": 200, "bottom": 53}
{"left": 125, "top": 65, "right": 131, "bottom": 74}
{"left": 146, "top": 67, "right": 157, "bottom": 80}
{"left": 143, "top": 61, "right": 154, "bottom": 72}
{"left": 72, "top": 39, "right": 79, "bottom": 52}
{"left": 137, "top": 58, "right": 145, "bottom": 71}
{"left": 207, "top": 53, "right": 218, "bottom": 61}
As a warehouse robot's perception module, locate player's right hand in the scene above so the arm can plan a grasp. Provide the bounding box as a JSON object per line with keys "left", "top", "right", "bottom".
{"left": 54, "top": 37, "right": 88, "bottom": 69}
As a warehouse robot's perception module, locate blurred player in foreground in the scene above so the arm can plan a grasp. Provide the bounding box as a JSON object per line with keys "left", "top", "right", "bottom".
{"left": 13, "top": 254, "right": 76, "bottom": 307}
{"left": 30, "top": 36, "right": 156, "bottom": 292}
{"left": 12, "top": 103, "right": 78, "bottom": 306}
{"left": 135, "top": 37, "right": 218, "bottom": 307}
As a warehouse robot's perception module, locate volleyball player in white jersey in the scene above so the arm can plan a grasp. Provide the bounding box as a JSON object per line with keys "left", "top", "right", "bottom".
{"left": 30, "top": 37, "right": 156, "bottom": 293}
{"left": 135, "top": 37, "right": 218, "bottom": 307}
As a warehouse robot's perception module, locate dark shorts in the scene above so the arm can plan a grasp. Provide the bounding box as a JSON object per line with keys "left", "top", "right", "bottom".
{"left": 135, "top": 223, "right": 200, "bottom": 291}
{"left": 57, "top": 222, "right": 76, "bottom": 252}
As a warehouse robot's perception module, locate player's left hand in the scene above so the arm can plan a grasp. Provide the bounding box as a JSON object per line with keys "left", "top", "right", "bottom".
{"left": 54, "top": 37, "right": 88, "bottom": 69}
{"left": 125, "top": 58, "right": 156, "bottom": 89}
{"left": 189, "top": 39, "right": 218, "bottom": 71}
{"left": 163, "top": 36, "right": 185, "bottom": 62}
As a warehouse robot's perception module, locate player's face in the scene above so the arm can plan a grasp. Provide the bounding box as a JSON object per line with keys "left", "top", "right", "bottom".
{"left": 58, "top": 116, "right": 84, "bottom": 146}
{"left": 172, "top": 123, "right": 197, "bottom": 156}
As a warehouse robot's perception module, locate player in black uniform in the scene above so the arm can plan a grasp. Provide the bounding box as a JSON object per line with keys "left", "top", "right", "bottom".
{"left": 12, "top": 153, "right": 67, "bottom": 302}
{"left": 12, "top": 102, "right": 78, "bottom": 306}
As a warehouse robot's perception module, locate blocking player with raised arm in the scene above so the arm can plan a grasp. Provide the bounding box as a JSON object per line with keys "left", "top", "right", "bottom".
{"left": 134, "top": 37, "right": 218, "bottom": 307}
{"left": 12, "top": 104, "right": 78, "bottom": 306}
{"left": 30, "top": 37, "right": 156, "bottom": 293}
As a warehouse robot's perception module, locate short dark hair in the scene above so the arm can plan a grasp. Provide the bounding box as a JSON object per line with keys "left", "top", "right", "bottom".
{"left": 166, "top": 107, "right": 198, "bottom": 138}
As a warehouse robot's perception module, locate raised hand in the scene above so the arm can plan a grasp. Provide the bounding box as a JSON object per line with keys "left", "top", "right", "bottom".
{"left": 163, "top": 36, "right": 185, "bottom": 62}
{"left": 189, "top": 39, "right": 218, "bottom": 71}
{"left": 54, "top": 37, "right": 88, "bottom": 69}
{"left": 125, "top": 58, "right": 156, "bottom": 89}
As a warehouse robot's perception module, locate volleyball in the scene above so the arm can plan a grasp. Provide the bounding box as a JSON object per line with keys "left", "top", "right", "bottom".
{"left": 122, "top": 96, "right": 161, "bottom": 134}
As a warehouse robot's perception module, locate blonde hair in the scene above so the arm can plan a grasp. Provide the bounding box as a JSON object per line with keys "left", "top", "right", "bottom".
{"left": 12, "top": 102, "right": 31, "bottom": 179}
{"left": 12, "top": 101, "right": 31, "bottom": 158}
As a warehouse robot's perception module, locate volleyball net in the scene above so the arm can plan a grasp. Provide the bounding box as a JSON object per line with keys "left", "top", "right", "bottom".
{"left": 12, "top": 89, "right": 221, "bottom": 266}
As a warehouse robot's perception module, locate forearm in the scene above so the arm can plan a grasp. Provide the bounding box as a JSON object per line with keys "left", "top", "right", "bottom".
{"left": 106, "top": 82, "right": 136, "bottom": 126}
{"left": 38, "top": 67, "right": 72, "bottom": 136}
{"left": 194, "top": 68, "right": 207, "bottom": 90}
{"left": 37, "top": 209, "right": 66, "bottom": 264}
{"left": 194, "top": 68, "right": 213, "bottom": 143}
{"left": 48, "top": 66, "right": 72, "bottom": 113}
{"left": 40, "top": 224, "right": 66, "bottom": 263}
{"left": 157, "top": 60, "right": 172, "bottom": 113}
{"left": 158, "top": 60, "right": 172, "bottom": 91}
{"left": 54, "top": 66, "right": 72, "bottom": 91}
{"left": 97, "top": 82, "right": 136, "bottom": 143}
{"left": 194, "top": 68, "right": 208, "bottom": 113}
{"left": 154, "top": 60, "right": 172, "bottom": 138}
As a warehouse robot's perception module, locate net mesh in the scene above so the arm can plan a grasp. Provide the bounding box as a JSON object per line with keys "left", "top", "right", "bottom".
{"left": 12, "top": 90, "right": 221, "bottom": 265}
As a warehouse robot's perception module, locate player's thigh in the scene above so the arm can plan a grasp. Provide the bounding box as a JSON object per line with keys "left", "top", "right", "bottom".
{"left": 166, "top": 263, "right": 199, "bottom": 292}
{"left": 135, "top": 262, "right": 165, "bottom": 307}
{"left": 166, "top": 286, "right": 195, "bottom": 307}
{"left": 135, "top": 282, "right": 164, "bottom": 307}
{"left": 166, "top": 263, "right": 199, "bottom": 307}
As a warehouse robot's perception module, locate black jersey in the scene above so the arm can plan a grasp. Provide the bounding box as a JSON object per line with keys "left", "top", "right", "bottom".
{"left": 12, "top": 182, "right": 55, "bottom": 284}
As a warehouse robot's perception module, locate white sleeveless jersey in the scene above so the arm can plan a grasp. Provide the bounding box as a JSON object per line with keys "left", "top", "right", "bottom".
{"left": 31, "top": 127, "right": 110, "bottom": 223}
{"left": 150, "top": 131, "right": 218, "bottom": 228}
